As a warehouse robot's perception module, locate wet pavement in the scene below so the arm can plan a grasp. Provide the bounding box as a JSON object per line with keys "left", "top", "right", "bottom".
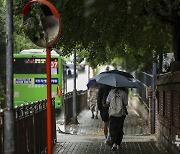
{"left": 53, "top": 100, "right": 168, "bottom": 154}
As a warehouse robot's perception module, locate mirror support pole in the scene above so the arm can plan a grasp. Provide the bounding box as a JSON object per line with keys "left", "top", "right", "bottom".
{"left": 4, "top": 0, "right": 16, "bottom": 153}
{"left": 22, "top": 1, "right": 61, "bottom": 153}
{"left": 46, "top": 47, "right": 52, "bottom": 154}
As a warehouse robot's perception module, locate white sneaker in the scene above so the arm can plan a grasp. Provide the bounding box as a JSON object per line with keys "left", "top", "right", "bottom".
{"left": 104, "top": 139, "right": 108, "bottom": 144}
{"left": 111, "top": 143, "right": 117, "bottom": 151}
{"left": 104, "top": 138, "right": 111, "bottom": 146}
{"left": 117, "top": 144, "right": 122, "bottom": 150}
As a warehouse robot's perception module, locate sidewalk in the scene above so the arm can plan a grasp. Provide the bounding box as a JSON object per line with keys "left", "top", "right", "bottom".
{"left": 53, "top": 104, "right": 168, "bottom": 154}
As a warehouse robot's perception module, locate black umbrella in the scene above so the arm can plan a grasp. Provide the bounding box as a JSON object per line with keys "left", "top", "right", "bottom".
{"left": 101, "top": 69, "right": 134, "bottom": 78}
{"left": 96, "top": 73, "right": 138, "bottom": 88}
{"left": 86, "top": 79, "right": 96, "bottom": 89}
{"left": 86, "top": 74, "right": 105, "bottom": 89}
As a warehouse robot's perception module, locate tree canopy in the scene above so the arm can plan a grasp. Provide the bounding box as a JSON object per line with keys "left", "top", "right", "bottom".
{"left": 0, "top": 0, "right": 6, "bottom": 82}
{"left": 11, "top": 0, "right": 180, "bottom": 72}
{"left": 0, "top": 0, "right": 179, "bottom": 106}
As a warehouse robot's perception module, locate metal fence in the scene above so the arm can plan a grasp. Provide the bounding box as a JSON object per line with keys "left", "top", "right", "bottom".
{"left": 0, "top": 98, "right": 56, "bottom": 154}
{"left": 0, "top": 111, "right": 3, "bottom": 154}
{"left": 134, "top": 72, "right": 153, "bottom": 106}
{"left": 64, "top": 90, "right": 87, "bottom": 124}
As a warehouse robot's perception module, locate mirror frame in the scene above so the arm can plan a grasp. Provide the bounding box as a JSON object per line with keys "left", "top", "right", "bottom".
{"left": 22, "top": 0, "right": 62, "bottom": 47}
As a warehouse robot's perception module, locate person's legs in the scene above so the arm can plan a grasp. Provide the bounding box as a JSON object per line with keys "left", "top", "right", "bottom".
{"left": 109, "top": 116, "right": 118, "bottom": 151}
{"left": 117, "top": 115, "right": 126, "bottom": 146}
{"left": 104, "top": 121, "right": 109, "bottom": 139}
{"left": 100, "top": 108, "right": 111, "bottom": 144}
{"left": 95, "top": 103, "right": 98, "bottom": 119}
{"left": 110, "top": 117, "right": 121, "bottom": 144}
{"left": 90, "top": 103, "right": 95, "bottom": 118}
{"left": 104, "top": 121, "right": 111, "bottom": 145}
{"left": 103, "top": 108, "right": 110, "bottom": 141}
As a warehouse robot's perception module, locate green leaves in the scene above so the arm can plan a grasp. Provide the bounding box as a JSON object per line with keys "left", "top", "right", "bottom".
{"left": 11, "top": 0, "right": 179, "bottom": 71}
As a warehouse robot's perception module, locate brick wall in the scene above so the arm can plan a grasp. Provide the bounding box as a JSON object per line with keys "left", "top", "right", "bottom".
{"left": 155, "top": 72, "right": 180, "bottom": 154}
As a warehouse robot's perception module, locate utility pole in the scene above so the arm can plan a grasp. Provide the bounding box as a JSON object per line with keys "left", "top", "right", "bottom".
{"left": 152, "top": 57, "right": 157, "bottom": 134}
{"left": 4, "top": 0, "right": 15, "bottom": 153}
{"left": 72, "top": 50, "right": 78, "bottom": 124}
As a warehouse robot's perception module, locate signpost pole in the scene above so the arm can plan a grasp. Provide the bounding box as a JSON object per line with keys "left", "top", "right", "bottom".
{"left": 46, "top": 47, "right": 52, "bottom": 154}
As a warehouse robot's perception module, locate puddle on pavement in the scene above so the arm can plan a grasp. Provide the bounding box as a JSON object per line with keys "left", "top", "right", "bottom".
{"left": 58, "top": 124, "right": 104, "bottom": 136}
{"left": 58, "top": 124, "right": 79, "bottom": 134}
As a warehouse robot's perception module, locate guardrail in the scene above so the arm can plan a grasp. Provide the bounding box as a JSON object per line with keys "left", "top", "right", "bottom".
{"left": 135, "top": 71, "right": 152, "bottom": 106}
{"left": 0, "top": 110, "right": 3, "bottom": 154}
{"left": 0, "top": 98, "right": 56, "bottom": 154}
{"left": 0, "top": 90, "right": 88, "bottom": 153}
{"left": 64, "top": 90, "right": 87, "bottom": 124}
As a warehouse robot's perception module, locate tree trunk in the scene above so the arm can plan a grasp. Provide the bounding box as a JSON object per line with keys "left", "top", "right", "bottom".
{"left": 170, "top": 12, "right": 180, "bottom": 72}
{"left": 92, "top": 68, "right": 95, "bottom": 77}
{"left": 172, "top": 13, "right": 180, "bottom": 61}
{"left": 158, "top": 53, "right": 163, "bottom": 74}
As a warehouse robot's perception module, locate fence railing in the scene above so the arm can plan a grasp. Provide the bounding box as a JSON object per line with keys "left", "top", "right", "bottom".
{"left": 0, "top": 110, "right": 3, "bottom": 154}
{"left": 0, "top": 90, "right": 88, "bottom": 153}
{"left": 135, "top": 72, "right": 153, "bottom": 106}
{"left": 0, "top": 98, "right": 56, "bottom": 154}
{"left": 63, "top": 90, "right": 87, "bottom": 124}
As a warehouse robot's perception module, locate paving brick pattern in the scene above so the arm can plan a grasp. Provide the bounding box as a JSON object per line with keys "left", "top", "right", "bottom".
{"left": 53, "top": 141, "right": 167, "bottom": 154}
{"left": 54, "top": 104, "right": 168, "bottom": 153}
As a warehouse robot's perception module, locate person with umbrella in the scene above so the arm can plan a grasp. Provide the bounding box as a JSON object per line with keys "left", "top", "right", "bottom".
{"left": 106, "top": 87, "right": 128, "bottom": 151}
{"left": 94, "top": 70, "right": 134, "bottom": 151}
{"left": 97, "top": 84, "right": 112, "bottom": 145}
{"left": 89, "top": 81, "right": 99, "bottom": 119}
{"left": 88, "top": 70, "right": 137, "bottom": 146}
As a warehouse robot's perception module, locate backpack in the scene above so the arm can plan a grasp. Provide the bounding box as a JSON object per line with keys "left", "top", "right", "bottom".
{"left": 109, "top": 90, "right": 124, "bottom": 117}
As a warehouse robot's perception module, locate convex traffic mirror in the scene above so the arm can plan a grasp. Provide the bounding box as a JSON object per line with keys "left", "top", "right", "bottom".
{"left": 22, "top": 0, "right": 61, "bottom": 47}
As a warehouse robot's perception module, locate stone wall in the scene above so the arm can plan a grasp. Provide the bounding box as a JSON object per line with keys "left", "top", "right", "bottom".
{"left": 155, "top": 71, "right": 180, "bottom": 154}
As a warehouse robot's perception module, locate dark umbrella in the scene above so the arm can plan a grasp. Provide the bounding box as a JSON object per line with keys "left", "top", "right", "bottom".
{"left": 86, "top": 73, "right": 108, "bottom": 89}
{"left": 101, "top": 69, "right": 134, "bottom": 78}
{"left": 86, "top": 79, "right": 96, "bottom": 89}
{"left": 95, "top": 73, "right": 138, "bottom": 88}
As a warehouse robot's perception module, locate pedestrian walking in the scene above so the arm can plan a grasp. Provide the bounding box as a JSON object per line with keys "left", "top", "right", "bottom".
{"left": 89, "top": 81, "right": 99, "bottom": 119}
{"left": 97, "top": 84, "right": 112, "bottom": 145}
{"left": 106, "top": 87, "right": 128, "bottom": 151}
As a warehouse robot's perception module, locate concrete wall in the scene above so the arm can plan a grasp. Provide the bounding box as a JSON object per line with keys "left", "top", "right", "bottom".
{"left": 155, "top": 71, "right": 180, "bottom": 154}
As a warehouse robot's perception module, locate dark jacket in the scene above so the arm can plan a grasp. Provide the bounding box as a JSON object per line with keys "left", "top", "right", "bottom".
{"left": 97, "top": 85, "right": 111, "bottom": 111}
